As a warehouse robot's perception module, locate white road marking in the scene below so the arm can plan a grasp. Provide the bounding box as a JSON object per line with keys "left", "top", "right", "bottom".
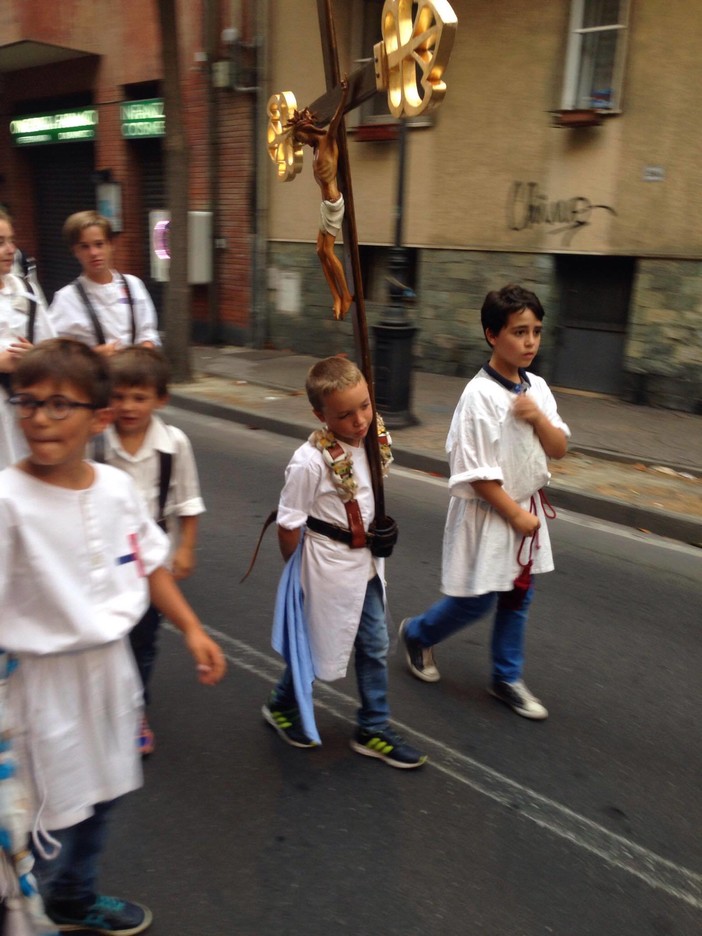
{"left": 167, "top": 622, "right": 702, "bottom": 911}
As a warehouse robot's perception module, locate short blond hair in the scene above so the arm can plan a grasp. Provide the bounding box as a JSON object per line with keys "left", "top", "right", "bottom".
{"left": 63, "top": 210, "right": 113, "bottom": 246}
{"left": 305, "top": 356, "right": 365, "bottom": 412}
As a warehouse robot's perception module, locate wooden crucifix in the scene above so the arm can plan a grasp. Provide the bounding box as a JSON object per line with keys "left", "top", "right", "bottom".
{"left": 267, "top": 0, "right": 457, "bottom": 552}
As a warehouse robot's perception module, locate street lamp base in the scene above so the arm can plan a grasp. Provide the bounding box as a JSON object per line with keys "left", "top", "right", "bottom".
{"left": 372, "top": 322, "right": 419, "bottom": 429}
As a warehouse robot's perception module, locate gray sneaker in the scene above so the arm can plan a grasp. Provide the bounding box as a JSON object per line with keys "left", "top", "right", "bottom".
{"left": 490, "top": 680, "right": 548, "bottom": 720}
{"left": 398, "top": 617, "right": 440, "bottom": 682}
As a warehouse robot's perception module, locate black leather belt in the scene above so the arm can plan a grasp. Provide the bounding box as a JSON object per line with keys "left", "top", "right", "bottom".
{"left": 306, "top": 515, "right": 366, "bottom": 547}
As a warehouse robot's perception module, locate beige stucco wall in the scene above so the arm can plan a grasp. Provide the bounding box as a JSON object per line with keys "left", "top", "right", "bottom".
{"left": 267, "top": 0, "right": 702, "bottom": 259}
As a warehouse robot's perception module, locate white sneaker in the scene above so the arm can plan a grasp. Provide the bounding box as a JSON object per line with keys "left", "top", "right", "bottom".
{"left": 399, "top": 618, "right": 441, "bottom": 682}
{"left": 490, "top": 679, "right": 548, "bottom": 720}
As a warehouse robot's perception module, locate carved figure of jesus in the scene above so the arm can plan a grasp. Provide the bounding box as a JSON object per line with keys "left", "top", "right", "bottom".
{"left": 288, "top": 78, "right": 352, "bottom": 320}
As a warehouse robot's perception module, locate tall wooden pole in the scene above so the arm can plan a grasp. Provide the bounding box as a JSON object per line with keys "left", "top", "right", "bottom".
{"left": 315, "top": 0, "right": 387, "bottom": 522}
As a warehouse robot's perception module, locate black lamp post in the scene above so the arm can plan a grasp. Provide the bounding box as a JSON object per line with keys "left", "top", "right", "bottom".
{"left": 372, "top": 117, "right": 418, "bottom": 428}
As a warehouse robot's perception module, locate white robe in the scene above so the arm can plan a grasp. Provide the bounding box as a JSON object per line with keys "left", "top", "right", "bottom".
{"left": 0, "top": 274, "right": 56, "bottom": 469}
{"left": 0, "top": 464, "right": 169, "bottom": 830}
{"left": 441, "top": 369, "right": 571, "bottom": 597}
{"left": 277, "top": 439, "right": 383, "bottom": 681}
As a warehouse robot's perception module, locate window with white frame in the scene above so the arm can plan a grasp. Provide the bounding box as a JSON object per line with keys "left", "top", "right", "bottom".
{"left": 356, "top": 0, "right": 392, "bottom": 124}
{"left": 561, "top": 0, "right": 630, "bottom": 113}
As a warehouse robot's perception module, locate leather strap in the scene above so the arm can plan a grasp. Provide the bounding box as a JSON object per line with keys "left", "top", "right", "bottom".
{"left": 344, "top": 499, "right": 368, "bottom": 549}
{"left": 240, "top": 509, "right": 279, "bottom": 582}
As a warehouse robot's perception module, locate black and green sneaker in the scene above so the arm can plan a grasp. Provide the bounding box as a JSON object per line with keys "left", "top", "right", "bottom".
{"left": 350, "top": 726, "right": 427, "bottom": 769}
{"left": 46, "top": 894, "right": 152, "bottom": 934}
{"left": 262, "top": 696, "right": 318, "bottom": 749}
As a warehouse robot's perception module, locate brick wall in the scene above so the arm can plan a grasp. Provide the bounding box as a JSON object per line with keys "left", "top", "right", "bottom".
{"left": 0, "top": 0, "right": 255, "bottom": 340}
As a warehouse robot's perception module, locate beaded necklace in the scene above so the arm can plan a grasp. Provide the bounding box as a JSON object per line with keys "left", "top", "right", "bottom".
{"left": 309, "top": 416, "right": 393, "bottom": 502}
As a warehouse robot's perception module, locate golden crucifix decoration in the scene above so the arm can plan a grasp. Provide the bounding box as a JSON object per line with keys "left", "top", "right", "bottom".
{"left": 266, "top": 0, "right": 457, "bottom": 550}
{"left": 268, "top": 0, "right": 456, "bottom": 183}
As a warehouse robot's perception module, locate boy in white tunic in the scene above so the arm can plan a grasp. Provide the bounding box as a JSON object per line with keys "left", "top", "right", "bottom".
{"left": 102, "top": 346, "right": 206, "bottom": 755}
{"left": 262, "top": 356, "right": 425, "bottom": 769}
{"left": 50, "top": 211, "right": 160, "bottom": 356}
{"left": 400, "top": 285, "right": 570, "bottom": 720}
{"left": 0, "top": 339, "right": 225, "bottom": 935}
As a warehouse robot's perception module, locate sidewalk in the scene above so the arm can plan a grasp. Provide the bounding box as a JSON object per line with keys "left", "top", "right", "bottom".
{"left": 170, "top": 346, "right": 702, "bottom": 547}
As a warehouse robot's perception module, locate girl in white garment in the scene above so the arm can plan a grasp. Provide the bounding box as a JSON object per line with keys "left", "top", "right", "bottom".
{"left": 0, "top": 209, "right": 55, "bottom": 468}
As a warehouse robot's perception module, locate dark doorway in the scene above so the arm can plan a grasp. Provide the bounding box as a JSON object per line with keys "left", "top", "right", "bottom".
{"left": 29, "top": 143, "right": 95, "bottom": 302}
{"left": 553, "top": 255, "right": 634, "bottom": 394}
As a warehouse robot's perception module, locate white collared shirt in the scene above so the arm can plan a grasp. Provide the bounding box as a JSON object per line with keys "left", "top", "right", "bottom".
{"left": 101, "top": 415, "right": 205, "bottom": 560}
{"left": 50, "top": 271, "right": 160, "bottom": 348}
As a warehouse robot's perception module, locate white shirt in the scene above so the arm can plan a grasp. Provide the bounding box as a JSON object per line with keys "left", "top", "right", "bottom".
{"left": 101, "top": 415, "right": 205, "bottom": 561}
{"left": 0, "top": 273, "right": 56, "bottom": 469}
{"left": 50, "top": 271, "right": 160, "bottom": 348}
{"left": 278, "top": 439, "right": 384, "bottom": 681}
{"left": 441, "top": 369, "right": 571, "bottom": 597}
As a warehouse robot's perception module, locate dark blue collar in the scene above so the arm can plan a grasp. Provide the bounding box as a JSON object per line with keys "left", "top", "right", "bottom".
{"left": 482, "top": 362, "right": 531, "bottom": 394}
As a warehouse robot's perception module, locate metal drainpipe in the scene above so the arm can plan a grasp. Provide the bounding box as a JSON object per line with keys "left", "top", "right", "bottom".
{"left": 205, "top": 0, "right": 221, "bottom": 344}
{"left": 250, "top": 0, "right": 269, "bottom": 349}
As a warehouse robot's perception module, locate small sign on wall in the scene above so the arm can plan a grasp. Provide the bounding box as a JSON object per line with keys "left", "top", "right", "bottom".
{"left": 97, "top": 182, "right": 123, "bottom": 233}
{"left": 642, "top": 166, "right": 665, "bottom": 182}
{"left": 277, "top": 270, "right": 301, "bottom": 316}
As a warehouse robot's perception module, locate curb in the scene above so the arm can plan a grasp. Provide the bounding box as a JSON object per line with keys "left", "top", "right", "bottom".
{"left": 170, "top": 391, "right": 702, "bottom": 548}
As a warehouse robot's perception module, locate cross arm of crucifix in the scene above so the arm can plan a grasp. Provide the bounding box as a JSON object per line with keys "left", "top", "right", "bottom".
{"left": 267, "top": 0, "right": 457, "bottom": 180}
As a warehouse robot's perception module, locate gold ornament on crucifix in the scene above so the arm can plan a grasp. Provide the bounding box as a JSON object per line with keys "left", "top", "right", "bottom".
{"left": 266, "top": 0, "right": 457, "bottom": 319}
{"left": 266, "top": 91, "right": 304, "bottom": 182}
{"left": 375, "top": 0, "right": 457, "bottom": 117}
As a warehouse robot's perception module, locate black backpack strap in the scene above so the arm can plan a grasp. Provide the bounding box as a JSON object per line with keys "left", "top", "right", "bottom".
{"left": 92, "top": 432, "right": 106, "bottom": 464}
{"left": 74, "top": 279, "right": 106, "bottom": 346}
{"left": 157, "top": 450, "right": 173, "bottom": 532}
{"left": 24, "top": 279, "right": 37, "bottom": 344}
{"left": 119, "top": 273, "right": 136, "bottom": 345}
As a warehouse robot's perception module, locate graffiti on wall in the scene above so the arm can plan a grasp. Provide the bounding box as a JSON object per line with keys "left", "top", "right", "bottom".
{"left": 507, "top": 181, "right": 616, "bottom": 245}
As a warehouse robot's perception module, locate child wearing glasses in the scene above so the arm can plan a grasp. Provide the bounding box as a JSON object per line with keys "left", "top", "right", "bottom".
{"left": 0, "top": 338, "right": 225, "bottom": 935}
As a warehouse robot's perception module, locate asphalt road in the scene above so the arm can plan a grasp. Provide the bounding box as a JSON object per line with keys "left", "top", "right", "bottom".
{"left": 103, "top": 408, "right": 702, "bottom": 936}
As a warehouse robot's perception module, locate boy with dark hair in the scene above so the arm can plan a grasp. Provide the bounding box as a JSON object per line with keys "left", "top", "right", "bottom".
{"left": 0, "top": 338, "right": 224, "bottom": 934}
{"left": 50, "top": 211, "right": 160, "bottom": 356}
{"left": 400, "top": 284, "right": 570, "bottom": 719}
{"left": 103, "top": 346, "right": 206, "bottom": 755}
{"left": 262, "top": 355, "right": 426, "bottom": 768}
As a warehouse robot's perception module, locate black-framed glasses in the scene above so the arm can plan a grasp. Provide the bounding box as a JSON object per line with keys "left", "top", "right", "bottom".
{"left": 7, "top": 394, "right": 98, "bottom": 421}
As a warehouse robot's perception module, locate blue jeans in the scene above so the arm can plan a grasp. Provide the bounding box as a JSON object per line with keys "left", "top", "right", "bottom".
{"left": 129, "top": 604, "right": 161, "bottom": 705}
{"left": 405, "top": 585, "right": 535, "bottom": 684}
{"left": 32, "top": 799, "right": 115, "bottom": 914}
{"left": 274, "top": 574, "right": 391, "bottom": 731}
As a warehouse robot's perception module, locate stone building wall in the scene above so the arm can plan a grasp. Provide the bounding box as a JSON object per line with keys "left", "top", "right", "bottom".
{"left": 625, "top": 260, "right": 702, "bottom": 413}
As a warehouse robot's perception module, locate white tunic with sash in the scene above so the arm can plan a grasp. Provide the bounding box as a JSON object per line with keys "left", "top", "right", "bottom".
{"left": 277, "top": 439, "right": 383, "bottom": 681}
{"left": 441, "top": 369, "right": 570, "bottom": 597}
